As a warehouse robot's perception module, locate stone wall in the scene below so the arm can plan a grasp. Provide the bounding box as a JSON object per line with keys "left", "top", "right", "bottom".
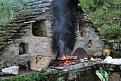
{"left": 0, "top": 19, "right": 52, "bottom": 69}
{"left": 74, "top": 26, "right": 104, "bottom": 56}
{"left": 48, "top": 66, "right": 99, "bottom": 81}
{"left": 0, "top": 18, "right": 104, "bottom": 69}
{"left": 74, "top": 12, "right": 104, "bottom": 56}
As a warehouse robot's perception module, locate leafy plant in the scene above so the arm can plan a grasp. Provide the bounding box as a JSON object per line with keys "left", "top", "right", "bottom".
{"left": 101, "top": 24, "right": 121, "bottom": 40}
{"left": 78, "top": 0, "right": 121, "bottom": 40}
{"left": 0, "top": 72, "right": 47, "bottom": 81}
{"left": 0, "top": 0, "right": 28, "bottom": 25}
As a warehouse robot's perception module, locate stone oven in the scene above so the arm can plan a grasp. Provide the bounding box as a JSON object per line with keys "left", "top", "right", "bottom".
{"left": 0, "top": 0, "right": 104, "bottom": 68}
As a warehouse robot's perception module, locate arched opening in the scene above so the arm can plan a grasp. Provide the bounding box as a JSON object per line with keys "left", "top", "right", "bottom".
{"left": 73, "top": 48, "right": 87, "bottom": 59}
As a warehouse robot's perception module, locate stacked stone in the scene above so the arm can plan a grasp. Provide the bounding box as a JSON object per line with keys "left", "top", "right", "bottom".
{"left": 0, "top": 23, "right": 30, "bottom": 54}
{"left": 19, "top": 0, "right": 53, "bottom": 20}
{"left": 0, "top": 0, "right": 53, "bottom": 54}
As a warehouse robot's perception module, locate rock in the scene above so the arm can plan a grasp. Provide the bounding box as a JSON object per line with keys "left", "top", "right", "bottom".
{"left": 1, "top": 66, "right": 19, "bottom": 75}
{"left": 90, "top": 57, "right": 94, "bottom": 61}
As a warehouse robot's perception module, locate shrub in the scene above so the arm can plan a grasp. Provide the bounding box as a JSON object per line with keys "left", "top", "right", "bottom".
{"left": 0, "top": 72, "right": 47, "bottom": 81}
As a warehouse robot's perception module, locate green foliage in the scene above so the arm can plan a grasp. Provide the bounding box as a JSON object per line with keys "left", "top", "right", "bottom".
{"left": 0, "top": 0, "right": 27, "bottom": 25}
{"left": 101, "top": 24, "right": 121, "bottom": 40}
{"left": 0, "top": 72, "right": 47, "bottom": 81}
{"left": 78, "top": 0, "right": 121, "bottom": 40}
{"left": 78, "top": 0, "right": 94, "bottom": 10}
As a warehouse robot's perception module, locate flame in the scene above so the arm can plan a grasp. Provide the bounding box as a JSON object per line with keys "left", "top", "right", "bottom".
{"left": 58, "top": 55, "right": 77, "bottom": 66}
{"left": 64, "top": 59, "right": 73, "bottom": 65}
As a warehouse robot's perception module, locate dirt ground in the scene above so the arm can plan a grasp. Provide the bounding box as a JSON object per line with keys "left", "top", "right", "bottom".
{"left": 109, "top": 72, "right": 121, "bottom": 81}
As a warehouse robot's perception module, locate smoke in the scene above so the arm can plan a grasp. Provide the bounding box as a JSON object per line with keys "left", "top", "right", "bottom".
{"left": 52, "top": 0, "right": 79, "bottom": 55}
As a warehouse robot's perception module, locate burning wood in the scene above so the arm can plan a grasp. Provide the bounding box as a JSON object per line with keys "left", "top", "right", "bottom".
{"left": 63, "top": 59, "right": 77, "bottom": 65}
{"left": 53, "top": 54, "right": 78, "bottom": 67}
{"left": 58, "top": 54, "right": 77, "bottom": 60}
{"left": 56, "top": 60, "right": 76, "bottom": 67}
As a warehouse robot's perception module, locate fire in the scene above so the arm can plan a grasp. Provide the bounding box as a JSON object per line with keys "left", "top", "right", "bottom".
{"left": 58, "top": 55, "right": 78, "bottom": 67}
{"left": 64, "top": 59, "right": 76, "bottom": 65}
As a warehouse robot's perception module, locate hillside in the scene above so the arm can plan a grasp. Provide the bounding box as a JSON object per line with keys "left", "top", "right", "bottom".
{"left": 79, "top": 0, "right": 121, "bottom": 40}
